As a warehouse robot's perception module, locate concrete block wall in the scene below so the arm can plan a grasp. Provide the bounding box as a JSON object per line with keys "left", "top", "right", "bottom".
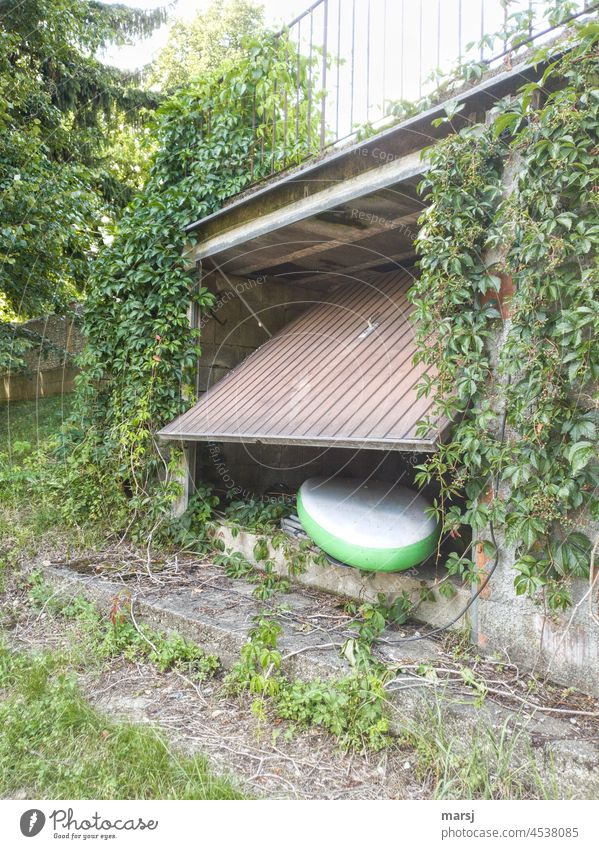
{"left": 475, "top": 524, "right": 599, "bottom": 698}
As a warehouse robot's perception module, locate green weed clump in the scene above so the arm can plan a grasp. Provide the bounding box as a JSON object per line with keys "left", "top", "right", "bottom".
{"left": 225, "top": 616, "right": 391, "bottom": 752}
{"left": 28, "top": 572, "right": 220, "bottom": 681}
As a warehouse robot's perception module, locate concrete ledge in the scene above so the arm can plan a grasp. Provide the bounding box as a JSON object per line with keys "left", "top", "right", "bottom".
{"left": 216, "top": 523, "right": 471, "bottom": 631}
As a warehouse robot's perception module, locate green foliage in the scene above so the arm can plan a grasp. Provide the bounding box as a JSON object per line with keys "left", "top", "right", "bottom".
{"left": 411, "top": 22, "right": 599, "bottom": 609}
{"left": 271, "top": 532, "right": 321, "bottom": 575}
{"left": 150, "top": 0, "right": 264, "bottom": 91}
{"left": 226, "top": 614, "right": 391, "bottom": 751}
{"left": 401, "top": 700, "right": 557, "bottom": 800}
{"left": 214, "top": 548, "right": 289, "bottom": 599}
{"left": 0, "top": 0, "right": 164, "bottom": 333}
{"left": 72, "top": 34, "right": 317, "bottom": 528}
{"left": 215, "top": 550, "right": 256, "bottom": 580}
{"left": 276, "top": 673, "right": 390, "bottom": 752}
{"left": 225, "top": 497, "right": 294, "bottom": 533}
{"left": 228, "top": 615, "right": 283, "bottom": 697}
{"left": 0, "top": 641, "right": 242, "bottom": 799}
{"left": 342, "top": 592, "right": 414, "bottom": 670}
{"left": 27, "top": 572, "right": 220, "bottom": 680}
{"left": 252, "top": 559, "right": 290, "bottom": 600}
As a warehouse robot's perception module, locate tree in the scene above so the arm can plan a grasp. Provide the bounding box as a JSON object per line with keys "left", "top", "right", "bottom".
{"left": 149, "top": 0, "right": 264, "bottom": 92}
{"left": 0, "top": 0, "right": 165, "bottom": 368}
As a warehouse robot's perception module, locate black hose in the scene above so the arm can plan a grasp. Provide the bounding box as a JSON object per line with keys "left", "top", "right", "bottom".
{"left": 380, "top": 372, "right": 513, "bottom": 646}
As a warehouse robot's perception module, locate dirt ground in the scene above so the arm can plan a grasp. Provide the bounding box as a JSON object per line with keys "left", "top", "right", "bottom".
{"left": 3, "top": 545, "right": 598, "bottom": 800}
{"left": 6, "top": 604, "right": 425, "bottom": 800}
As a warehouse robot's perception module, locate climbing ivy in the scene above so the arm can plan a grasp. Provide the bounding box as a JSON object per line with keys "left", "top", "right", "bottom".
{"left": 70, "top": 35, "right": 318, "bottom": 526}
{"left": 411, "top": 20, "right": 599, "bottom": 610}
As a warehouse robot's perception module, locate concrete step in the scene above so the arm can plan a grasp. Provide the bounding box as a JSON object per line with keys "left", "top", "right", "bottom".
{"left": 36, "top": 559, "right": 599, "bottom": 799}
{"left": 216, "top": 522, "right": 471, "bottom": 630}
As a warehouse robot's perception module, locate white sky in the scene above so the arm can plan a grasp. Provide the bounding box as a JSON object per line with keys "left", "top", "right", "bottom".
{"left": 103, "top": 0, "right": 310, "bottom": 69}
{"left": 104, "top": 1, "right": 586, "bottom": 141}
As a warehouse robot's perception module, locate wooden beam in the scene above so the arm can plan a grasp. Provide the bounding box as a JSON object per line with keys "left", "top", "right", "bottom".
{"left": 226, "top": 210, "right": 421, "bottom": 273}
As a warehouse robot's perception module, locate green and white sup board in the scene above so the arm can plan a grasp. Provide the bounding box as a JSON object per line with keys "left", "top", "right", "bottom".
{"left": 297, "top": 477, "right": 439, "bottom": 573}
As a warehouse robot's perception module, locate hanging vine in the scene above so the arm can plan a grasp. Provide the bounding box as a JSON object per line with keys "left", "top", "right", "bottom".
{"left": 410, "top": 20, "right": 599, "bottom": 610}
{"left": 64, "top": 34, "right": 318, "bottom": 530}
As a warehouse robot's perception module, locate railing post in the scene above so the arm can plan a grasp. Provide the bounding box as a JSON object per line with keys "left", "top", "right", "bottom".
{"left": 320, "top": 0, "right": 328, "bottom": 149}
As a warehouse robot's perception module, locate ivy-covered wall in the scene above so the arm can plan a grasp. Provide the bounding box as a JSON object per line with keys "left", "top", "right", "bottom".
{"left": 409, "top": 21, "right": 598, "bottom": 693}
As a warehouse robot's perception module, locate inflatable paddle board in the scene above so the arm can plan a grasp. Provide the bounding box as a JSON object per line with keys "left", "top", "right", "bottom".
{"left": 297, "top": 477, "right": 439, "bottom": 572}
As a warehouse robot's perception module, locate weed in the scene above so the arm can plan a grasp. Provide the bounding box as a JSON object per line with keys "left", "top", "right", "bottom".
{"left": 224, "top": 497, "right": 294, "bottom": 533}
{"left": 399, "top": 698, "right": 559, "bottom": 800}
{"left": 215, "top": 550, "right": 255, "bottom": 580}
{"left": 252, "top": 560, "right": 289, "bottom": 600}
{"left": 214, "top": 550, "right": 289, "bottom": 600}
{"left": 342, "top": 592, "right": 414, "bottom": 670}
{"left": 226, "top": 614, "right": 391, "bottom": 751}
{"left": 27, "top": 573, "right": 220, "bottom": 681}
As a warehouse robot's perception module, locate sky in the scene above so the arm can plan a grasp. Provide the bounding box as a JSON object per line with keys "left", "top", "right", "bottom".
{"left": 103, "top": 1, "right": 310, "bottom": 70}
{"left": 104, "top": 1, "right": 586, "bottom": 142}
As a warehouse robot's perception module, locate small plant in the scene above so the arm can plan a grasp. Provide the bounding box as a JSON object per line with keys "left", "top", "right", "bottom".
{"left": 271, "top": 534, "right": 319, "bottom": 577}
{"left": 224, "top": 497, "right": 294, "bottom": 533}
{"left": 252, "top": 560, "right": 289, "bottom": 601}
{"left": 400, "top": 699, "right": 558, "bottom": 800}
{"left": 276, "top": 673, "right": 390, "bottom": 752}
{"left": 227, "top": 616, "right": 283, "bottom": 697}
{"left": 343, "top": 593, "right": 414, "bottom": 670}
{"left": 226, "top": 613, "right": 391, "bottom": 751}
{"left": 214, "top": 550, "right": 255, "bottom": 580}
{"left": 27, "top": 575, "right": 219, "bottom": 681}
{"left": 214, "top": 550, "right": 289, "bottom": 600}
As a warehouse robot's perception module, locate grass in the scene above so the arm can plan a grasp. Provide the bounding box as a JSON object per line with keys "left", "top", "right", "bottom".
{"left": 0, "top": 395, "right": 74, "bottom": 458}
{"left": 0, "top": 397, "right": 563, "bottom": 801}
{"left": 0, "top": 402, "right": 242, "bottom": 801}
{"left": 27, "top": 571, "right": 221, "bottom": 680}
{"left": 399, "top": 697, "right": 559, "bottom": 800}
{"left": 0, "top": 394, "right": 102, "bottom": 570}
{"left": 0, "top": 640, "right": 243, "bottom": 799}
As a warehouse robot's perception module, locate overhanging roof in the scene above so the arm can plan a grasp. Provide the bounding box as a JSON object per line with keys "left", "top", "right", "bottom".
{"left": 158, "top": 269, "right": 446, "bottom": 452}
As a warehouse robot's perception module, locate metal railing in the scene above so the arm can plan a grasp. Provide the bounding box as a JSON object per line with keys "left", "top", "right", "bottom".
{"left": 228, "top": 0, "right": 598, "bottom": 194}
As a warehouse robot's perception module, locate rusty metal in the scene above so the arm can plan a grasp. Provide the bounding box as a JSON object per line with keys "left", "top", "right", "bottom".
{"left": 158, "top": 270, "right": 446, "bottom": 451}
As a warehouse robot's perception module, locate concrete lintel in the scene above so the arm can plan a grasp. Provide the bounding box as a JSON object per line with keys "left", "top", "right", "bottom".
{"left": 157, "top": 430, "right": 440, "bottom": 453}
{"left": 193, "top": 150, "right": 427, "bottom": 263}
